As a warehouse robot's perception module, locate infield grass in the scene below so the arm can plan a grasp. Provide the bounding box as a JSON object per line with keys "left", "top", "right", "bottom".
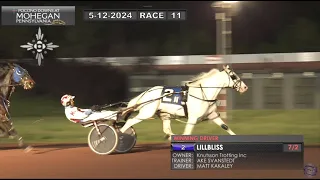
{"left": 0, "top": 94, "right": 319, "bottom": 145}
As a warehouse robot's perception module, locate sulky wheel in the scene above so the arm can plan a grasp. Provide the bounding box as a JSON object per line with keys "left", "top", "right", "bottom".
{"left": 87, "top": 123, "right": 119, "bottom": 155}
{"left": 114, "top": 122, "right": 137, "bottom": 154}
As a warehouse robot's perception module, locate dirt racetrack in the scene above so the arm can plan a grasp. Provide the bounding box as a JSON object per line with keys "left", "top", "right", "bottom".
{"left": 0, "top": 143, "right": 319, "bottom": 179}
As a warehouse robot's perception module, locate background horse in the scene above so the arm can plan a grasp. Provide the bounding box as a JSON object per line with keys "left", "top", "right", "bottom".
{"left": 0, "top": 63, "right": 35, "bottom": 147}
{"left": 119, "top": 65, "right": 248, "bottom": 140}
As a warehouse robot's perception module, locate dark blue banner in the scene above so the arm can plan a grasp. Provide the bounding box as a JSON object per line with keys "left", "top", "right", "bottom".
{"left": 171, "top": 143, "right": 195, "bottom": 151}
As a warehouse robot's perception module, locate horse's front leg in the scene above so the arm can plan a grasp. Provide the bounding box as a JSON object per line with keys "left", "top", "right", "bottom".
{"left": 158, "top": 112, "right": 174, "bottom": 141}
{"left": 208, "top": 111, "right": 236, "bottom": 135}
{"left": 0, "top": 121, "right": 25, "bottom": 147}
{"left": 8, "top": 128, "right": 24, "bottom": 147}
{"left": 0, "top": 120, "right": 33, "bottom": 151}
{"left": 182, "top": 116, "right": 198, "bottom": 135}
{"left": 7, "top": 125, "right": 33, "bottom": 152}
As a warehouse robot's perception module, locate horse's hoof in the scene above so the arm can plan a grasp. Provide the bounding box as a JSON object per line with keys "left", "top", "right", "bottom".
{"left": 164, "top": 134, "right": 170, "bottom": 140}
{"left": 163, "top": 134, "right": 172, "bottom": 141}
{"left": 18, "top": 140, "right": 24, "bottom": 147}
{"left": 24, "top": 146, "right": 33, "bottom": 153}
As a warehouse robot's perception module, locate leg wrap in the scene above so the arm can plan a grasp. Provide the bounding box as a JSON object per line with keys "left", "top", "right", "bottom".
{"left": 221, "top": 124, "right": 229, "bottom": 130}
{"left": 160, "top": 112, "right": 170, "bottom": 120}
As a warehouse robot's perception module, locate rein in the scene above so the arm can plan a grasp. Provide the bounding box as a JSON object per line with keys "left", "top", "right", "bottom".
{"left": 97, "top": 101, "right": 129, "bottom": 109}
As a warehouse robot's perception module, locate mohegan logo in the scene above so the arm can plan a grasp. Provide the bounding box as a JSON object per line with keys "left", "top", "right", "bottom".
{"left": 14, "top": 8, "right": 61, "bottom": 25}
{"left": 20, "top": 27, "right": 59, "bottom": 66}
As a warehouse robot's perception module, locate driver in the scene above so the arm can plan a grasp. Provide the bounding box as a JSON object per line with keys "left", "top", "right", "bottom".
{"left": 61, "top": 94, "right": 118, "bottom": 124}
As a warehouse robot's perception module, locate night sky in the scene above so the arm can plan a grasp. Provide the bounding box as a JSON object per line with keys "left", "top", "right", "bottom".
{"left": 1, "top": 1, "right": 319, "bottom": 57}
{"left": 231, "top": 1, "right": 320, "bottom": 52}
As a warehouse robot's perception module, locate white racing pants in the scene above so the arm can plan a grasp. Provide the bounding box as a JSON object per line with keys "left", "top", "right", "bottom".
{"left": 81, "top": 110, "right": 118, "bottom": 123}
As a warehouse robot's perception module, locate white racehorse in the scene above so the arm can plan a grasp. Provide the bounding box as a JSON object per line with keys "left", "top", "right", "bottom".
{"left": 119, "top": 65, "right": 248, "bottom": 140}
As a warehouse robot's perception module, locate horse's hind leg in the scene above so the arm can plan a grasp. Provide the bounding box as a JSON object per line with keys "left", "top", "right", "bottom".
{"left": 9, "top": 129, "right": 24, "bottom": 147}
{"left": 120, "top": 117, "right": 143, "bottom": 134}
{"left": 157, "top": 112, "right": 174, "bottom": 140}
{"left": 120, "top": 100, "right": 160, "bottom": 133}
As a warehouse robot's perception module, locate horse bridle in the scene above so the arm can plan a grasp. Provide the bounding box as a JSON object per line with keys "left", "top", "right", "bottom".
{"left": 0, "top": 67, "right": 30, "bottom": 87}
{"left": 224, "top": 68, "right": 242, "bottom": 90}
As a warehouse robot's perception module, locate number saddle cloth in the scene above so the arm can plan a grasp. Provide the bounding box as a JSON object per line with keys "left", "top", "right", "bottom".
{"left": 161, "top": 85, "right": 189, "bottom": 118}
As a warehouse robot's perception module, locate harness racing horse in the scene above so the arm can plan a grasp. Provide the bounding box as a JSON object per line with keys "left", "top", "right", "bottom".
{"left": 0, "top": 63, "right": 35, "bottom": 147}
{"left": 119, "top": 65, "right": 248, "bottom": 140}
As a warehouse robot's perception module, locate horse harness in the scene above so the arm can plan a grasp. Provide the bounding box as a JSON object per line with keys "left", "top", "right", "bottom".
{"left": 171, "top": 84, "right": 218, "bottom": 119}
{"left": 174, "top": 70, "right": 241, "bottom": 119}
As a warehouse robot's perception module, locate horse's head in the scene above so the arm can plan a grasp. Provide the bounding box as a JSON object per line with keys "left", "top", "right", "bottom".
{"left": 222, "top": 65, "right": 248, "bottom": 94}
{"left": 8, "top": 63, "right": 35, "bottom": 90}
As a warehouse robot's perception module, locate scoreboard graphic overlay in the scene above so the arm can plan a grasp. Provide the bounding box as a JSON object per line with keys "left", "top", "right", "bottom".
{"left": 1, "top": 6, "right": 75, "bottom": 26}
{"left": 83, "top": 9, "right": 187, "bottom": 21}
{"left": 171, "top": 135, "right": 303, "bottom": 170}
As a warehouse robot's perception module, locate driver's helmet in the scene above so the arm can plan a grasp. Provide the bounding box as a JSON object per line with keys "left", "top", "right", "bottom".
{"left": 61, "top": 94, "right": 75, "bottom": 107}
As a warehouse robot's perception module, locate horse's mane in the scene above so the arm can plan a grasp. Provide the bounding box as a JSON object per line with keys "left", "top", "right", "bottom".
{"left": 0, "top": 63, "right": 14, "bottom": 97}
{"left": 0, "top": 63, "right": 11, "bottom": 77}
{"left": 189, "top": 68, "right": 220, "bottom": 84}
